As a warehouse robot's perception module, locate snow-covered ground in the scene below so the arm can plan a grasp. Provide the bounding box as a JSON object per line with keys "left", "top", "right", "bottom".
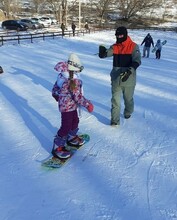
{"left": 1, "top": 29, "right": 177, "bottom": 220}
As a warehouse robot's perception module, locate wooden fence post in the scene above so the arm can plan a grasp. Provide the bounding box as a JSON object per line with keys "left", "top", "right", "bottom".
{"left": 0, "top": 36, "right": 3, "bottom": 46}
{"left": 30, "top": 34, "right": 33, "bottom": 43}
{"left": 17, "top": 35, "right": 20, "bottom": 44}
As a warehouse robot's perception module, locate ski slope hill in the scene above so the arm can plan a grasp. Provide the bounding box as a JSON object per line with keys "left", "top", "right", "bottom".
{"left": 1, "top": 29, "right": 177, "bottom": 220}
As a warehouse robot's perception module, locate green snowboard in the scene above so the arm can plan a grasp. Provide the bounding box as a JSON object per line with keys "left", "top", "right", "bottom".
{"left": 41, "top": 134, "right": 90, "bottom": 169}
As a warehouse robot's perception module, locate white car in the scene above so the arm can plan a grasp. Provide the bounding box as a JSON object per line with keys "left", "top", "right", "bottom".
{"left": 31, "top": 17, "right": 51, "bottom": 28}
{"left": 39, "top": 17, "right": 52, "bottom": 27}
{"left": 50, "top": 17, "right": 58, "bottom": 25}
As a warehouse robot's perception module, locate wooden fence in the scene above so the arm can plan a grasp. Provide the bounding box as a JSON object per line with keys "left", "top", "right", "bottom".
{"left": 1, "top": 26, "right": 174, "bottom": 46}
{"left": 0, "top": 29, "right": 92, "bottom": 46}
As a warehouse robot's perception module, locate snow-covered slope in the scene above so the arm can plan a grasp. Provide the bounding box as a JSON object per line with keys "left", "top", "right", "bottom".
{"left": 1, "top": 29, "right": 177, "bottom": 220}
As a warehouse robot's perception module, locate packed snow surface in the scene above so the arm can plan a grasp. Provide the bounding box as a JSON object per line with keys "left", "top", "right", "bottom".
{"left": 1, "top": 29, "right": 177, "bottom": 220}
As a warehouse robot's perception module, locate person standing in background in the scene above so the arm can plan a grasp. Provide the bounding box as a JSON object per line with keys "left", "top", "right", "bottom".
{"left": 84, "top": 22, "right": 89, "bottom": 32}
{"left": 71, "top": 22, "right": 76, "bottom": 36}
{"left": 141, "top": 33, "right": 154, "bottom": 58}
{"left": 154, "top": 39, "right": 162, "bottom": 59}
{"left": 61, "top": 23, "right": 65, "bottom": 36}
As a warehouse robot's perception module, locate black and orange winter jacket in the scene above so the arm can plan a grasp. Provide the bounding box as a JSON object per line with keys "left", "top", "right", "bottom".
{"left": 106, "top": 36, "right": 141, "bottom": 86}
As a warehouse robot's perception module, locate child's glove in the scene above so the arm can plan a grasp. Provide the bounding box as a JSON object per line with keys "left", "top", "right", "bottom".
{"left": 99, "top": 45, "right": 107, "bottom": 58}
{"left": 86, "top": 102, "right": 94, "bottom": 113}
{"left": 120, "top": 68, "right": 132, "bottom": 82}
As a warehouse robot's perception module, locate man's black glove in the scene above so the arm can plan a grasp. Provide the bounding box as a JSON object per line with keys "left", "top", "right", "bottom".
{"left": 99, "top": 45, "right": 107, "bottom": 58}
{"left": 120, "top": 68, "right": 132, "bottom": 82}
{"left": 0, "top": 66, "right": 3, "bottom": 74}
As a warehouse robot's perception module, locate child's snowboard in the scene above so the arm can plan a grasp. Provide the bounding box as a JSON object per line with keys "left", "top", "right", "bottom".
{"left": 41, "top": 134, "right": 90, "bottom": 169}
{"left": 152, "top": 40, "right": 167, "bottom": 53}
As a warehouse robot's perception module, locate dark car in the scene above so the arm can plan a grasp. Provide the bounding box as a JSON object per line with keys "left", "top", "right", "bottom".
{"left": 1, "top": 20, "right": 28, "bottom": 31}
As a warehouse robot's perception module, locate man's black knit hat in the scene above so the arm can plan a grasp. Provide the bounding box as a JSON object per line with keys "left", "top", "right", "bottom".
{"left": 115, "top": 26, "right": 128, "bottom": 43}
{"left": 115, "top": 26, "right": 127, "bottom": 37}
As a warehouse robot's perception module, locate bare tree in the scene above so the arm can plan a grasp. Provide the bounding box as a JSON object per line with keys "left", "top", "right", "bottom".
{"left": 170, "top": 0, "right": 177, "bottom": 7}
{"left": 2, "top": 0, "right": 11, "bottom": 18}
{"left": 1, "top": 0, "right": 23, "bottom": 19}
{"left": 31, "top": 0, "right": 45, "bottom": 13}
{"left": 45, "top": 0, "right": 61, "bottom": 21}
{"left": 160, "top": 0, "right": 177, "bottom": 21}
{"left": 118, "top": 0, "right": 161, "bottom": 20}
{"left": 116, "top": 0, "right": 163, "bottom": 21}
{"left": 61, "top": 0, "right": 67, "bottom": 23}
{"left": 46, "top": 0, "right": 68, "bottom": 24}
{"left": 89, "top": 0, "right": 115, "bottom": 26}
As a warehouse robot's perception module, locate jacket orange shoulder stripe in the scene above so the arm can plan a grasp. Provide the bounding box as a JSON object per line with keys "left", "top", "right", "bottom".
{"left": 113, "top": 36, "right": 136, "bottom": 55}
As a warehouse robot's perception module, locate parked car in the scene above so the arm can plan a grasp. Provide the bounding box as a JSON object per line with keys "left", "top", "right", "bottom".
{"left": 30, "top": 17, "right": 44, "bottom": 28}
{"left": 20, "top": 19, "right": 42, "bottom": 29}
{"left": 1, "top": 20, "right": 28, "bottom": 31}
{"left": 31, "top": 17, "right": 51, "bottom": 28}
{"left": 39, "top": 17, "right": 52, "bottom": 27}
{"left": 50, "top": 17, "right": 58, "bottom": 25}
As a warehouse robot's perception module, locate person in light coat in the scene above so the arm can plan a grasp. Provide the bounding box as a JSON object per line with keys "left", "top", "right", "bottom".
{"left": 155, "top": 39, "right": 162, "bottom": 59}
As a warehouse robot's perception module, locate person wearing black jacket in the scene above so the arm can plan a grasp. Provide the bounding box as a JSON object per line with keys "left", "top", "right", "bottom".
{"left": 71, "top": 22, "right": 76, "bottom": 36}
{"left": 141, "top": 33, "right": 154, "bottom": 58}
{"left": 61, "top": 23, "right": 65, "bottom": 36}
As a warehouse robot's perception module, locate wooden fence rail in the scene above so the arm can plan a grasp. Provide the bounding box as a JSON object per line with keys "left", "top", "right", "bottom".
{"left": 0, "top": 26, "right": 176, "bottom": 46}
{"left": 0, "top": 29, "right": 92, "bottom": 46}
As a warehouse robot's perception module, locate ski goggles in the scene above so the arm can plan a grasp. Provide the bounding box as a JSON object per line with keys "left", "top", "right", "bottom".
{"left": 68, "top": 60, "right": 84, "bottom": 72}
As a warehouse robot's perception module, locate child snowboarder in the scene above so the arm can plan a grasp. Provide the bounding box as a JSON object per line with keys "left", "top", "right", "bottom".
{"left": 155, "top": 39, "right": 162, "bottom": 59}
{"left": 52, "top": 53, "right": 94, "bottom": 159}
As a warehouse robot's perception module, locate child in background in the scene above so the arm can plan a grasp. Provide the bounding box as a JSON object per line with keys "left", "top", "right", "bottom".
{"left": 52, "top": 53, "right": 94, "bottom": 159}
{"left": 155, "top": 39, "right": 162, "bottom": 59}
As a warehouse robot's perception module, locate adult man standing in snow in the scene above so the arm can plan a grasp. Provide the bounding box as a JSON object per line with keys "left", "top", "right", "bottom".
{"left": 141, "top": 33, "right": 154, "bottom": 58}
{"left": 99, "top": 26, "right": 141, "bottom": 126}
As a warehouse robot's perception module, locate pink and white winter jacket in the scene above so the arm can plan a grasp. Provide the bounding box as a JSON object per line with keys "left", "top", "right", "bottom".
{"left": 52, "top": 62, "right": 90, "bottom": 112}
